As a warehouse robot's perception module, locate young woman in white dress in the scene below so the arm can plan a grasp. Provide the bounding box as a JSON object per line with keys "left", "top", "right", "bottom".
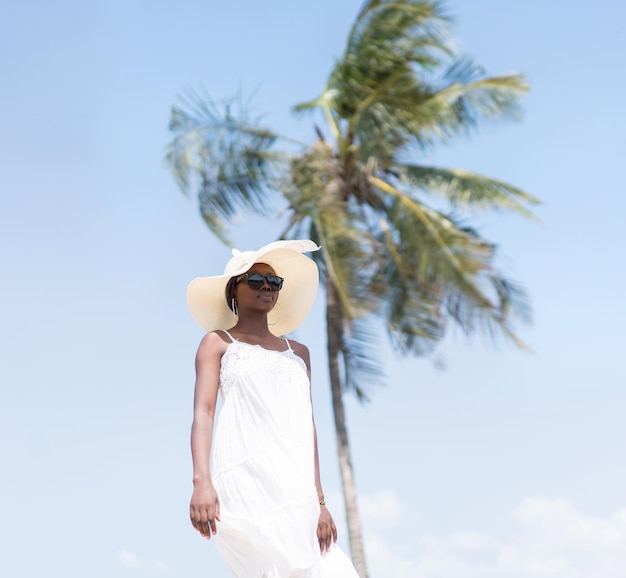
{"left": 186, "top": 240, "right": 360, "bottom": 578}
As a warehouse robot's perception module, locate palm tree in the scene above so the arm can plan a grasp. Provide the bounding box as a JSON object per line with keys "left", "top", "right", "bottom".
{"left": 165, "top": 2, "right": 539, "bottom": 576}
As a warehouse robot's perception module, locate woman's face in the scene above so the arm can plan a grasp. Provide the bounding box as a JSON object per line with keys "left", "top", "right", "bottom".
{"left": 235, "top": 262, "right": 280, "bottom": 312}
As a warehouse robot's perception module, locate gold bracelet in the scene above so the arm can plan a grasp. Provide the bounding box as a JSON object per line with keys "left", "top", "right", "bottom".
{"left": 319, "top": 500, "right": 326, "bottom": 506}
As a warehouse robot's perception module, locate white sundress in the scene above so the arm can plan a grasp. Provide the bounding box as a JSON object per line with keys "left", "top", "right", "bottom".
{"left": 211, "top": 330, "right": 359, "bottom": 578}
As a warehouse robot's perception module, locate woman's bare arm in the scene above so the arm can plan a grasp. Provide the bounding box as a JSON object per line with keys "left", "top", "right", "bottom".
{"left": 189, "top": 331, "right": 226, "bottom": 539}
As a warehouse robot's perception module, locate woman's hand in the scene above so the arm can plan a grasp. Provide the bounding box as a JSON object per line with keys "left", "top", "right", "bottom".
{"left": 190, "top": 480, "right": 220, "bottom": 539}
{"left": 316, "top": 505, "right": 338, "bottom": 552}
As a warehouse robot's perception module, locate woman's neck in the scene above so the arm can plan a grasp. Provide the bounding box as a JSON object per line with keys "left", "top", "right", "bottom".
{"left": 231, "top": 317, "right": 274, "bottom": 338}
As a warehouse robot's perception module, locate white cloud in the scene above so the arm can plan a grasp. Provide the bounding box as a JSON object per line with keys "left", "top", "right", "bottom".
{"left": 115, "top": 549, "right": 173, "bottom": 573}
{"left": 360, "top": 492, "right": 626, "bottom": 578}
{"left": 421, "top": 530, "right": 498, "bottom": 554}
{"left": 359, "top": 489, "right": 404, "bottom": 527}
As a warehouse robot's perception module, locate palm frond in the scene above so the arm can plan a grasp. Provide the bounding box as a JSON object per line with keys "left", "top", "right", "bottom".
{"left": 375, "top": 217, "right": 446, "bottom": 354}
{"left": 399, "top": 163, "right": 540, "bottom": 218}
{"left": 341, "top": 315, "right": 386, "bottom": 400}
{"left": 349, "top": 70, "right": 527, "bottom": 166}
{"left": 370, "top": 176, "right": 494, "bottom": 282}
{"left": 165, "top": 89, "right": 284, "bottom": 241}
{"left": 408, "top": 72, "right": 529, "bottom": 140}
{"left": 291, "top": 1, "right": 450, "bottom": 163}
{"left": 292, "top": 90, "right": 342, "bottom": 142}
{"left": 347, "top": 1, "right": 450, "bottom": 68}
{"left": 330, "top": 2, "right": 450, "bottom": 120}
{"left": 369, "top": 175, "right": 532, "bottom": 349}
{"left": 304, "top": 1, "right": 527, "bottom": 164}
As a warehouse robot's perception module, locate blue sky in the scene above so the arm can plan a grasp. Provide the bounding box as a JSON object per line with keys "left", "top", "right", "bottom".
{"left": 1, "top": 1, "right": 625, "bottom": 577}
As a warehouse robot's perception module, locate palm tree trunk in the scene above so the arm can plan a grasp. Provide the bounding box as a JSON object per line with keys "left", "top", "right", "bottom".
{"left": 325, "top": 276, "right": 369, "bottom": 578}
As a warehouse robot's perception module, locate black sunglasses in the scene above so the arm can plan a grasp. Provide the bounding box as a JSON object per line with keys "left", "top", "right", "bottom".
{"left": 236, "top": 272, "right": 284, "bottom": 292}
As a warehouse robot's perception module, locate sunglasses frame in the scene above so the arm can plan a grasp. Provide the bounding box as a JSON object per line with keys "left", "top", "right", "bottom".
{"left": 236, "top": 272, "right": 284, "bottom": 292}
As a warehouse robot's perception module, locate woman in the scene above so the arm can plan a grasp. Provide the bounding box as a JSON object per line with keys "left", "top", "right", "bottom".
{"left": 187, "top": 239, "right": 359, "bottom": 578}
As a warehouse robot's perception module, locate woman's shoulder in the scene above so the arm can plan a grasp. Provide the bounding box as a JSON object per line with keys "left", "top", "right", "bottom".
{"left": 286, "top": 338, "right": 310, "bottom": 362}
{"left": 197, "top": 330, "right": 232, "bottom": 357}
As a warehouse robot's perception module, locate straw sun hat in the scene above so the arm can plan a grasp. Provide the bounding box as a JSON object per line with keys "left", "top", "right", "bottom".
{"left": 187, "top": 239, "right": 321, "bottom": 336}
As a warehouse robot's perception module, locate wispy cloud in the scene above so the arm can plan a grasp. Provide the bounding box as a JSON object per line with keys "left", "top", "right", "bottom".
{"left": 359, "top": 489, "right": 404, "bottom": 527}
{"left": 115, "top": 549, "right": 173, "bottom": 573}
{"left": 360, "top": 492, "right": 626, "bottom": 578}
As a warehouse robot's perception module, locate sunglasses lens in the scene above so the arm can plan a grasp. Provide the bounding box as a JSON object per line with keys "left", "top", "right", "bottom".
{"left": 245, "top": 274, "right": 283, "bottom": 291}
{"left": 267, "top": 276, "right": 283, "bottom": 291}
{"left": 246, "top": 274, "right": 265, "bottom": 289}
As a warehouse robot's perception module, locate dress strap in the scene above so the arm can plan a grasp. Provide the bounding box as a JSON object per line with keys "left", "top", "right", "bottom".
{"left": 221, "top": 329, "right": 236, "bottom": 343}
{"left": 283, "top": 338, "right": 293, "bottom": 351}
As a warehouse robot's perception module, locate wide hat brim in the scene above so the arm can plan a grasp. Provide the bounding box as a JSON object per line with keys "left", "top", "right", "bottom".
{"left": 187, "top": 239, "right": 320, "bottom": 336}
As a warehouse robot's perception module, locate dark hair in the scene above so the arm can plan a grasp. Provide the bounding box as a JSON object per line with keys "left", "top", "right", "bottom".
{"left": 225, "top": 277, "right": 238, "bottom": 312}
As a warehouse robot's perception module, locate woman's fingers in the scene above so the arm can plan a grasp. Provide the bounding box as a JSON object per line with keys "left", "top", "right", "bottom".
{"left": 316, "top": 508, "right": 338, "bottom": 552}
{"left": 208, "top": 515, "right": 217, "bottom": 536}
{"left": 208, "top": 498, "right": 219, "bottom": 534}
{"left": 325, "top": 526, "right": 332, "bottom": 551}
{"left": 317, "top": 521, "right": 334, "bottom": 552}
{"left": 190, "top": 504, "right": 217, "bottom": 539}
{"left": 190, "top": 505, "right": 204, "bottom": 535}
{"left": 189, "top": 504, "right": 199, "bottom": 531}
{"left": 201, "top": 505, "right": 215, "bottom": 538}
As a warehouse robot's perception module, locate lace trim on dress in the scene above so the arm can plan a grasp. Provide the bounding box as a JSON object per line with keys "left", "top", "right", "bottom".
{"left": 219, "top": 341, "right": 307, "bottom": 399}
